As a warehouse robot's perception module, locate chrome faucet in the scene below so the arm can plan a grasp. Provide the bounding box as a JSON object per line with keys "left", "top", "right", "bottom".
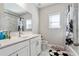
{"left": 19, "top": 31, "right": 21, "bottom": 37}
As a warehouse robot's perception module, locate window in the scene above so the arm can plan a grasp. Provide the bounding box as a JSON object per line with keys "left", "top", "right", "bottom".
{"left": 26, "top": 19, "right": 32, "bottom": 30}
{"left": 49, "top": 14, "right": 60, "bottom": 29}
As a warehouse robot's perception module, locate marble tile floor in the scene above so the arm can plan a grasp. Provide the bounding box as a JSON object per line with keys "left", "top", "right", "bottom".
{"left": 39, "top": 49, "right": 50, "bottom": 56}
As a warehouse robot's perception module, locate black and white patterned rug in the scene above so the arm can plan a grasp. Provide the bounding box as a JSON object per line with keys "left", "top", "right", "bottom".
{"left": 49, "top": 49, "right": 69, "bottom": 56}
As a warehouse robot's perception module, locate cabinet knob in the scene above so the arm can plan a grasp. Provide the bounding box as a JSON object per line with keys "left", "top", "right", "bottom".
{"left": 16, "top": 54, "right": 18, "bottom": 56}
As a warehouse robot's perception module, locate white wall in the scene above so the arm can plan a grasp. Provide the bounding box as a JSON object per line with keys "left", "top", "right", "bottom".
{"left": 39, "top": 4, "right": 67, "bottom": 46}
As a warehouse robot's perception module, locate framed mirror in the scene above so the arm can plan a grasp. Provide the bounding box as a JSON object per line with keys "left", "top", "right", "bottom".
{"left": 0, "top": 3, "right": 32, "bottom": 32}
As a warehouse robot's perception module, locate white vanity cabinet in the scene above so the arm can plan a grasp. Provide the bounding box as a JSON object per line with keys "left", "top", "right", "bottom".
{"left": 0, "top": 40, "right": 30, "bottom": 56}
{"left": 0, "top": 35, "right": 41, "bottom": 56}
{"left": 9, "top": 39, "right": 30, "bottom": 56}
{"left": 30, "top": 36, "right": 41, "bottom": 56}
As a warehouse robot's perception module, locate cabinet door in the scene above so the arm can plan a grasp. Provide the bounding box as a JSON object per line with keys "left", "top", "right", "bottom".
{"left": 18, "top": 46, "right": 29, "bottom": 56}
{"left": 30, "top": 36, "right": 41, "bottom": 56}
{"left": 30, "top": 39, "right": 37, "bottom": 56}
{"left": 36, "top": 37, "right": 41, "bottom": 55}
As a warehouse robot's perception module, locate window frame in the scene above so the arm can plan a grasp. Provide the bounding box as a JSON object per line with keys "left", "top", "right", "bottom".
{"left": 26, "top": 19, "right": 32, "bottom": 30}
{"left": 48, "top": 13, "right": 61, "bottom": 29}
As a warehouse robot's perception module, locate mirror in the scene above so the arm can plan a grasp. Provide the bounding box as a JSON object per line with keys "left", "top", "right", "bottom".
{"left": 0, "top": 3, "right": 32, "bottom": 32}
{"left": 20, "top": 12, "right": 32, "bottom": 31}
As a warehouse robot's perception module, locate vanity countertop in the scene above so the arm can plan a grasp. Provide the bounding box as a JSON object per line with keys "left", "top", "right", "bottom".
{"left": 0, "top": 32, "right": 40, "bottom": 49}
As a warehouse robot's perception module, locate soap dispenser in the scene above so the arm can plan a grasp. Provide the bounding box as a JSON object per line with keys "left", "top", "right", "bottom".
{"left": 0, "top": 31, "right": 5, "bottom": 40}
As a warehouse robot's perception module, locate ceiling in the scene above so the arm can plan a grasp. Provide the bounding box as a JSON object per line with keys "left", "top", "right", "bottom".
{"left": 4, "top": 3, "right": 26, "bottom": 15}
{"left": 4, "top": 3, "right": 54, "bottom": 15}
{"left": 33, "top": 3, "right": 54, "bottom": 8}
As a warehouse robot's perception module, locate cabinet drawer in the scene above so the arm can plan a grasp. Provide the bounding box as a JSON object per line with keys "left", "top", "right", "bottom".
{"left": 10, "top": 46, "right": 29, "bottom": 56}
{"left": 0, "top": 40, "right": 29, "bottom": 56}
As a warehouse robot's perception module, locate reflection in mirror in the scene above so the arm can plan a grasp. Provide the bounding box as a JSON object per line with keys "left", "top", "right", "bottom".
{"left": 0, "top": 3, "right": 32, "bottom": 32}
{"left": 0, "top": 10, "right": 19, "bottom": 32}
{"left": 20, "top": 12, "right": 32, "bottom": 31}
